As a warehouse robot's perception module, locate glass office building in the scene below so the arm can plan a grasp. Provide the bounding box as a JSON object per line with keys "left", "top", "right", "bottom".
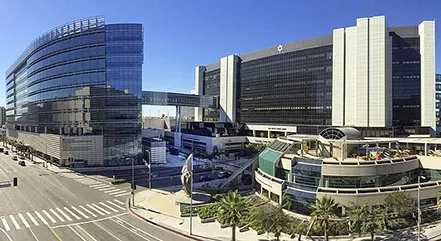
{"left": 5, "top": 17, "right": 143, "bottom": 166}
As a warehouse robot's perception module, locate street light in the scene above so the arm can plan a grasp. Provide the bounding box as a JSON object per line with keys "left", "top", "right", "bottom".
{"left": 418, "top": 175, "right": 426, "bottom": 241}
{"left": 128, "top": 157, "right": 135, "bottom": 207}
{"left": 145, "top": 149, "right": 152, "bottom": 190}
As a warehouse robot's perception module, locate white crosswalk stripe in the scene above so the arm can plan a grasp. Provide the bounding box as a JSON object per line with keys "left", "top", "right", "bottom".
{"left": 79, "top": 205, "right": 97, "bottom": 218}
{"left": 94, "top": 185, "right": 110, "bottom": 189}
{"left": 114, "top": 192, "right": 131, "bottom": 197}
{"left": 107, "top": 201, "right": 126, "bottom": 211}
{"left": 71, "top": 206, "right": 89, "bottom": 219}
{"left": 42, "top": 210, "right": 57, "bottom": 223}
{"left": 113, "top": 199, "right": 125, "bottom": 205}
{"left": 34, "top": 211, "right": 48, "bottom": 225}
{"left": 86, "top": 204, "right": 105, "bottom": 215}
{"left": 26, "top": 212, "right": 39, "bottom": 226}
{"left": 9, "top": 215, "right": 20, "bottom": 230}
{"left": 92, "top": 203, "right": 111, "bottom": 215}
{"left": 57, "top": 208, "right": 72, "bottom": 221}
{"left": 64, "top": 207, "right": 81, "bottom": 220}
{"left": 89, "top": 184, "right": 108, "bottom": 188}
{"left": 107, "top": 189, "right": 127, "bottom": 195}
{"left": 98, "top": 187, "right": 115, "bottom": 192}
{"left": 49, "top": 209, "right": 65, "bottom": 222}
{"left": 104, "top": 188, "right": 121, "bottom": 194}
{"left": 18, "top": 213, "right": 30, "bottom": 228}
{"left": 1, "top": 216, "right": 10, "bottom": 231}
{"left": 99, "top": 202, "right": 118, "bottom": 213}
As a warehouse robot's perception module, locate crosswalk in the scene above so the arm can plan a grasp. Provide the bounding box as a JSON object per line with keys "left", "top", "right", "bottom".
{"left": 60, "top": 173, "right": 131, "bottom": 198}
{"left": 0, "top": 199, "right": 125, "bottom": 231}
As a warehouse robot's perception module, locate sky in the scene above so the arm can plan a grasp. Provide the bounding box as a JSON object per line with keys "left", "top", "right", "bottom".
{"left": 0, "top": 0, "right": 440, "bottom": 117}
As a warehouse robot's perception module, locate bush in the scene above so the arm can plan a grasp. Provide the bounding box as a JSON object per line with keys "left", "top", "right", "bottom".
{"left": 110, "top": 178, "right": 127, "bottom": 184}
{"left": 197, "top": 203, "right": 219, "bottom": 219}
{"left": 198, "top": 186, "right": 238, "bottom": 196}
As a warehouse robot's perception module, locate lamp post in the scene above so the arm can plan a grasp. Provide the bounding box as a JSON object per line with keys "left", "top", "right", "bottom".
{"left": 129, "top": 157, "right": 135, "bottom": 206}
{"left": 418, "top": 175, "right": 426, "bottom": 241}
{"left": 145, "top": 149, "right": 152, "bottom": 190}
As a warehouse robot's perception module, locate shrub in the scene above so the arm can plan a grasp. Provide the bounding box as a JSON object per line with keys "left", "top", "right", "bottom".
{"left": 110, "top": 178, "right": 127, "bottom": 184}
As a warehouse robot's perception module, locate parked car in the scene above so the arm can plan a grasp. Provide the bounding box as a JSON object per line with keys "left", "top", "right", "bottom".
{"left": 19, "top": 155, "right": 25, "bottom": 160}
{"left": 12, "top": 156, "right": 18, "bottom": 161}
{"left": 4, "top": 150, "right": 8, "bottom": 155}
{"left": 199, "top": 174, "right": 215, "bottom": 182}
{"left": 217, "top": 171, "right": 231, "bottom": 179}
{"left": 18, "top": 160, "right": 26, "bottom": 166}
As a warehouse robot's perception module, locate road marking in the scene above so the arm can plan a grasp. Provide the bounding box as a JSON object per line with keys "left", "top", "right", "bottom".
{"left": 56, "top": 208, "right": 72, "bottom": 221}
{"left": 28, "top": 227, "right": 41, "bottom": 241}
{"left": 0, "top": 226, "right": 12, "bottom": 241}
{"left": 9, "top": 215, "right": 20, "bottom": 230}
{"left": 93, "top": 184, "right": 109, "bottom": 189}
{"left": 106, "top": 201, "right": 126, "bottom": 211}
{"left": 114, "top": 192, "right": 130, "bottom": 197}
{"left": 47, "top": 225, "right": 63, "bottom": 241}
{"left": 112, "top": 217, "right": 161, "bottom": 241}
{"left": 42, "top": 210, "right": 57, "bottom": 223}
{"left": 71, "top": 206, "right": 89, "bottom": 219}
{"left": 99, "top": 202, "right": 118, "bottom": 213}
{"left": 113, "top": 199, "right": 125, "bottom": 205}
{"left": 18, "top": 213, "right": 30, "bottom": 228}
{"left": 51, "top": 213, "right": 127, "bottom": 229}
{"left": 1, "top": 216, "right": 10, "bottom": 231}
{"left": 86, "top": 204, "right": 105, "bottom": 215}
{"left": 64, "top": 207, "right": 81, "bottom": 220}
{"left": 104, "top": 188, "right": 121, "bottom": 193}
{"left": 79, "top": 205, "right": 97, "bottom": 218}
{"left": 89, "top": 184, "right": 108, "bottom": 188}
{"left": 34, "top": 211, "right": 48, "bottom": 225}
{"left": 75, "top": 225, "right": 99, "bottom": 241}
{"left": 26, "top": 212, "right": 39, "bottom": 226}
{"left": 94, "top": 222, "right": 124, "bottom": 241}
{"left": 107, "top": 189, "right": 126, "bottom": 195}
{"left": 92, "top": 203, "right": 111, "bottom": 214}
{"left": 98, "top": 187, "right": 115, "bottom": 192}
{"left": 68, "top": 226, "right": 88, "bottom": 241}
{"left": 49, "top": 209, "right": 65, "bottom": 222}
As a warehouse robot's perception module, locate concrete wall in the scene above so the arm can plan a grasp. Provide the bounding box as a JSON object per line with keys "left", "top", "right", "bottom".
{"left": 181, "top": 133, "right": 247, "bottom": 153}
{"left": 219, "top": 55, "right": 238, "bottom": 123}
{"left": 194, "top": 66, "right": 205, "bottom": 121}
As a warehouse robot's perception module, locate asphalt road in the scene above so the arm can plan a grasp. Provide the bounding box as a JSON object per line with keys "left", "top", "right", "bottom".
{"left": 0, "top": 150, "right": 191, "bottom": 241}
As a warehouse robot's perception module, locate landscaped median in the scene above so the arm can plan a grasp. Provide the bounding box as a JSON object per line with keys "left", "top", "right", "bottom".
{"left": 110, "top": 178, "right": 127, "bottom": 185}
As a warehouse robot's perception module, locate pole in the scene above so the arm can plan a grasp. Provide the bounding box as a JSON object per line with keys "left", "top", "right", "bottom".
{"left": 418, "top": 176, "right": 423, "bottom": 241}
{"left": 190, "top": 154, "right": 193, "bottom": 235}
{"left": 146, "top": 150, "right": 152, "bottom": 190}
{"left": 131, "top": 158, "right": 135, "bottom": 207}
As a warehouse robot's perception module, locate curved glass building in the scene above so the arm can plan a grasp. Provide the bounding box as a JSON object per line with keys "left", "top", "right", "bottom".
{"left": 5, "top": 17, "right": 143, "bottom": 166}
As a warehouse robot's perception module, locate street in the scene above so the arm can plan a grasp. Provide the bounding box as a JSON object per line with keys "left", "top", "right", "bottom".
{"left": 0, "top": 151, "right": 191, "bottom": 241}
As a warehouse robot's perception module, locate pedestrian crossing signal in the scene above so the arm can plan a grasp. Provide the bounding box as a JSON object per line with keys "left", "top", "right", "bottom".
{"left": 13, "top": 177, "right": 17, "bottom": 186}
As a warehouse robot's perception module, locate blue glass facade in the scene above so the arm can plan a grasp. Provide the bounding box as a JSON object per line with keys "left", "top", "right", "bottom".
{"left": 5, "top": 17, "right": 143, "bottom": 166}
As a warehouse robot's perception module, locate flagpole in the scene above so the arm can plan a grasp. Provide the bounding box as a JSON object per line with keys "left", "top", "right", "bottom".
{"left": 190, "top": 154, "right": 193, "bottom": 235}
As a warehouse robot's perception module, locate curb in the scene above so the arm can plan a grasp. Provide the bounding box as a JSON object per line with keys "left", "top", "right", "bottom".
{"left": 125, "top": 198, "right": 204, "bottom": 241}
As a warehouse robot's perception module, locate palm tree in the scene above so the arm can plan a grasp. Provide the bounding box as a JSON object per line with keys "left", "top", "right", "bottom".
{"left": 310, "top": 196, "right": 338, "bottom": 241}
{"left": 346, "top": 202, "right": 369, "bottom": 237}
{"left": 217, "top": 190, "right": 249, "bottom": 241}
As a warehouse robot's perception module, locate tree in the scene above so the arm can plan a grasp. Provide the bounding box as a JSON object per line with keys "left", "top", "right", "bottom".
{"left": 217, "top": 190, "right": 249, "bottom": 241}
{"left": 362, "top": 207, "right": 386, "bottom": 241}
{"left": 253, "top": 205, "right": 290, "bottom": 241}
{"left": 346, "top": 202, "right": 369, "bottom": 237}
{"left": 310, "top": 196, "right": 338, "bottom": 241}
{"left": 383, "top": 191, "right": 417, "bottom": 229}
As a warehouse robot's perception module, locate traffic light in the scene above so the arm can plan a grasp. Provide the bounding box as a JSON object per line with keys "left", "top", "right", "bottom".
{"left": 13, "top": 177, "right": 17, "bottom": 187}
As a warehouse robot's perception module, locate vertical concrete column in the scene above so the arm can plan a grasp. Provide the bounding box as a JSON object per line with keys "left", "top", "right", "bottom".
{"left": 252, "top": 130, "right": 256, "bottom": 137}
{"left": 194, "top": 66, "right": 205, "bottom": 121}
{"left": 268, "top": 131, "right": 271, "bottom": 138}
{"left": 424, "top": 143, "right": 428, "bottom": 156}
{"left": 219, "top": 55, "right": 238, "bottom": 122}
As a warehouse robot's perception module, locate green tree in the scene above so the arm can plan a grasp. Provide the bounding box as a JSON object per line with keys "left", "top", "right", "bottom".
{"left": 383, "top": 191, "right": 417, "bottom": 229}
{"left": 217, "top": 190, "right": 249, "bottom": 241}
{"left": 438, "top": 191, "right": 441, "bottom": 210}
{"left": 253, "top": 205, "right": 290, "bottom": 241}
{"left": 310, "top": 196, "right": 338, "bottom": 241}
{"left": 362, "top": 207, "right": 386, "bottom": 241}
{"left": 346, "top": 202, "right": 369, "bottom": 237}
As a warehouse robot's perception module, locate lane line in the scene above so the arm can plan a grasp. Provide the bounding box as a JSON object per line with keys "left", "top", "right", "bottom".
{"left": 106, "top": 201, "right": 126, "bottom": 211}
{"left": 93, "top": 222, "right": 124, "bottom": 241}
{"left": 1, "top": 216, "right": 10, "bottom": 231}
{"left": 9, "top": 215, "right": 20, "bottom": 230}
{"left": 68, "top": 226, "right": 87, "bottom": 241}
{"left": 98, "top": 187, "right": 115, "bottom": 192}
{"left": 34, "top": 211, "right": 48, "bottom": 225}
{"left": 64, "top": 207, "right": 81, "bottom": 220}
{"left": 26, "top": 212, "right": 39, "bottom": 226}
{"left": 29, "top": 227, "right": 41, "bottom": 241}
{"left": 79, "top": 205, "right": 97, "bottom": 218}
{"left": 18, "top": 213, "right": 30, "bottom": 228}
{"left": 0, "top": 227, "right": 13, "bottom": 241}
{"left": 114, "top": 192, "right": 131, "bottom": 197}
{"left": 71, "top": 206, "right": 89, "bottom": 219}
{"left": 75, "top": 224, "right": 99, "bottom": 241}
{"left": 51, "top": 213, "right": 127, "bottom": 229}
{"left": 99, "top": 202, "right": 118, "bottom": 213}
{"left": 56, "top": 208, "right": 72, "bottom": 221}
{"left": 111, "top": 218, "right": 159, "bottom": 241}
{"left": 47, "top": 225, "right": 63, "bottom": 241}
{"left": 50, "top": 209, "right": 65, "bottom": 222}
{"left": 113, "top": 199, "right": 125, "bottom": 205}
{"left": 91, "top": 203, "right": 111, "bottom": 215}
{"left": 42, "top": 210, "right": 57, "bottom": 223}
{"left": 104, "top": 188, "right": 121, "bottom": 193}
{"left": 86, "top": 204, "right": 105, "bottom": 216}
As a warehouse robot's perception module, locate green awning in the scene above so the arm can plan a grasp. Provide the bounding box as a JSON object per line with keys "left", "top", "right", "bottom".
{"left": 259, "top": 148, "right": 282, "bottom": 176}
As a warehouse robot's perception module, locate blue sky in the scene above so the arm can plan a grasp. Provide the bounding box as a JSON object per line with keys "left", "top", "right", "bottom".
{"left": 0, "top": 0, "right": 440, "bottom": 116}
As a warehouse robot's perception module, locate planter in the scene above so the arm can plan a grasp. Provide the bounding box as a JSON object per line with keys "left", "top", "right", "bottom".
{"left": 239, "top": 226, "right": 249, "bottom": 232}
{"left": 180, "top": 213, "right": 197, "bottom": 218}
{"left": 200, "top": 217, "right": 216, "bottom": 223}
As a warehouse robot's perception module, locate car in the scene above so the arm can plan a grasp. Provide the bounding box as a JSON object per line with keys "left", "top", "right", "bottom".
{"left": 18, "top": 160, "right": 26, "bottom": 166}
{"left": 19, "top": 155, "right": 25, "bottom": 160}
{"left": 4, "top": 150, "right": 8, "bottom": 155}
{"left": 12, "top": 156, "right": 18, "bottom": 161}
{"left": 199, "top": 174, "right": 215, "bottom": 182}
{"left": 217, "top": 171, "right": 231, "bottom": 179}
